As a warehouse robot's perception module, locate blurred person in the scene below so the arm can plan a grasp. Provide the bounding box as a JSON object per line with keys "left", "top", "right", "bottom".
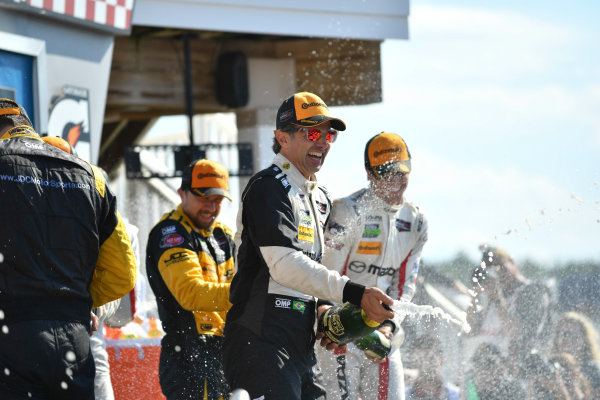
{"left": 318, "top": 132, "right": 429, "bottom": 400}
{"left": 465, "top": 343, "right": 525, "bottom": 400}
{"left": 464, "top": 245, "right": 530, "bottom": 359}
{"left": 90, "top": 220, "right": 141, "bottom": 400}
{"left": 146, "top": 158, "right": 235, "bottom": 400}
{"left": 223, "top": 92, "right": 395, "bottom": 400}
{"left": 405, "top": 334, "right": 459, "bottom": 400}
{"left": 549, "top": 311, "right": 600, "bottom": 396}
{"left": 0, "top": 98, "right": 136, "bottom": 399}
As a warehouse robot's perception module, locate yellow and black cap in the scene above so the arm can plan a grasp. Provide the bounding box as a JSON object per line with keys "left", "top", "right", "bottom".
{"left": 180, "top": 159, "right": 232, "bottom": 201}
{"left": 276, "top": 92, "right": 346, "bottom": 131}
{"left": 364, "top": 132, "right": 411, "bottom": 179}
{"left": 0, "top": 98, "right": 33, "bottom": 128}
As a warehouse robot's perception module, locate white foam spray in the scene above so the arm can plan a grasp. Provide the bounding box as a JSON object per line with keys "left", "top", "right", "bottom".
{"left": 390, "top": 300, "right": 471, "bottom": 335}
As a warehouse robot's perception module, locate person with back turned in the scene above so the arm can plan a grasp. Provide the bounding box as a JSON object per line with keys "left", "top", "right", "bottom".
{"left": 0, "top": 98, "right": 136, "bottom": 399}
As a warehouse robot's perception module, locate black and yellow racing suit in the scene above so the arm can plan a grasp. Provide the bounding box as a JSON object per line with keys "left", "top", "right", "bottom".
{"left": 146, "top": 205, "right": 235, "bottom": 399}
{"left": 0, "top": 125, "right": 137, "bottom": 399}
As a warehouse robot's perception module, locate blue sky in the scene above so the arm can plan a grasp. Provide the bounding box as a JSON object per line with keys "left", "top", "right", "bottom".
{"left": 150, "top": 1, "right": 599, "bottom": 265}
{"left": 319, "top": 1, "right": 600, "bottom": 264}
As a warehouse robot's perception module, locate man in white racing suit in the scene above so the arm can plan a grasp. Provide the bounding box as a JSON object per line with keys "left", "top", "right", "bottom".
{"left": 319, "top": 132, "right": 429, "bottom": 400}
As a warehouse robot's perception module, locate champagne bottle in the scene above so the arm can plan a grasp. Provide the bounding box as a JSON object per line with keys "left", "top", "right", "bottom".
{"left": 354, "top": 330, "right": 392, "bottom": 360}
{"left": 318, "top": 302, "right": 380, "bottom": 345}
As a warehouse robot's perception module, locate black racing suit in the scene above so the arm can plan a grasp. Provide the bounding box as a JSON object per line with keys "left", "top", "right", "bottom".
{"left": 0, "top": 126, "right": 137, "bottom": 400}
{"left": 146, "top": 205, "right": 235, "bottom": 399}
{"left": 223, "top": 154, "right": 365, "bottom": 400}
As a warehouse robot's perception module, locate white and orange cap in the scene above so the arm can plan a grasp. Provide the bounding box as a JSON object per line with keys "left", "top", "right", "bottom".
{"left": 364, "top": 132, "right": 411, "bottom": 179}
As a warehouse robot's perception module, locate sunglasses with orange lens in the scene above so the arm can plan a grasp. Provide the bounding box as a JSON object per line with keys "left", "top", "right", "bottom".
{"left": 299, "top": 127, "right": 338, "bottom": 144}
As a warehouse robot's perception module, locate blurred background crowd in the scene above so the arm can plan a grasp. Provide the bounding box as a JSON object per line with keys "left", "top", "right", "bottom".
{"left": 401, "top": 244, "right": 600, "bottom": 400}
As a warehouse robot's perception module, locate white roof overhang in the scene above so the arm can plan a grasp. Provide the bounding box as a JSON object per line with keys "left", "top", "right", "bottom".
{"left": 132, "top": 0, "right": 409, "bottom": 40}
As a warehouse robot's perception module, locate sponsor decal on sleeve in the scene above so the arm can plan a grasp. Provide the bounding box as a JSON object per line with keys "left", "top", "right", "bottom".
{"left": 325, "top": 238, "right": 344, "bottom": 250}
{"left": 395, "top": 219, "right": 412, "bottom": 232}
{"left": 327, "top": 221, "right": 346, "bottom": 235}
{"left": 160, "top": 233, "right": 185, "bottom": 248}
{"left": 356, "top": 241, "right": 382, "bottom": 255}
{"left": 162, "top": 250, "right": 193, "bottom": 267}
{"left": 315, "top": 200, "right": 328, "bottom": 215}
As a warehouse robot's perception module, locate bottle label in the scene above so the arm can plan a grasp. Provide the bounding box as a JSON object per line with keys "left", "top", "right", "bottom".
{"left": 327, "top": 310, "right": 344, "bottom": 336}
{"left": 321, "top": 308, "right": 345, "bottom": 343}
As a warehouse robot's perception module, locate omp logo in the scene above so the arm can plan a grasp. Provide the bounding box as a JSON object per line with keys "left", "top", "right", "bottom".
{"left": 374, "top": 147, "right": 402, "bottom": 158}
{"left": 366, "top": 215, "right": 382, "bottom": 221}
{"left": 301, "top": 102, "right": 327, "bottom": 109}
{"left": 275, "top": 298, "right": 292, "bottom": 309}
{"left": 356, "top": 242, "right": 382, "bottom": 255}
{"left": 368, "top": 264, "right": 396, "bottom": 276}
{"left": 164, "top": 251, "right": 191, "bottom": 266}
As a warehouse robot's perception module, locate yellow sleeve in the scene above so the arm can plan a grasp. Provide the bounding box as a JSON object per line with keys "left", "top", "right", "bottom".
{"left": 158, "top": 247, "right": 231, "bottom": 312}
{"left": 90, "top": 210, "right": 137, "bottom": 307}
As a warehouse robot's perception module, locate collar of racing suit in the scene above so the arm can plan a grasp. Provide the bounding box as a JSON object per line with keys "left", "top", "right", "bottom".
{"left": 272, "top": 153, "right": 320, "bottom": 194}
{"left": 176, "top": 203, "right": 215, "bottom": 237}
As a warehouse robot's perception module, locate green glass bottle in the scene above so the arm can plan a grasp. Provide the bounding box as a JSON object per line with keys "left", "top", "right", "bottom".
{"left": 353, "top": 330, "right": 392, "bottom": 360}
{"left": 317, "top": 302, "right": 380, "bottom": 345}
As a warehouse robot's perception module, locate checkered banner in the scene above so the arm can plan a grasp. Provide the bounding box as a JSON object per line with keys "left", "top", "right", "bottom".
{"left": 1, "top": 0, "right": 135, "bottom": 33}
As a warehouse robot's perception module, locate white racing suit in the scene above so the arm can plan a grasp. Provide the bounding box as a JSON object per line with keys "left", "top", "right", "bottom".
{"left": 318, "top": 187, "right": 429, "bottom": 400}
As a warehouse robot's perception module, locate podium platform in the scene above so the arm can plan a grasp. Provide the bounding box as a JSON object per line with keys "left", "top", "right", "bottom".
{"left": 105, "top": 338, "right": 165, "bottom": 400}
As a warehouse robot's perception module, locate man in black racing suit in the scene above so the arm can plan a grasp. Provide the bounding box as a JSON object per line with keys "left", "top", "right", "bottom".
{"left": 223, "top": 92, "right": 395, "bottom": 400}
{"left": 0, "top": 99, "right": 137, "bottom": 400}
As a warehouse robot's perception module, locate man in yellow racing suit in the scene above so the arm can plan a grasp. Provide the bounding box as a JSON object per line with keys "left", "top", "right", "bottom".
{"left": 146, "top": 158, "right": 235, "bottom": 400}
